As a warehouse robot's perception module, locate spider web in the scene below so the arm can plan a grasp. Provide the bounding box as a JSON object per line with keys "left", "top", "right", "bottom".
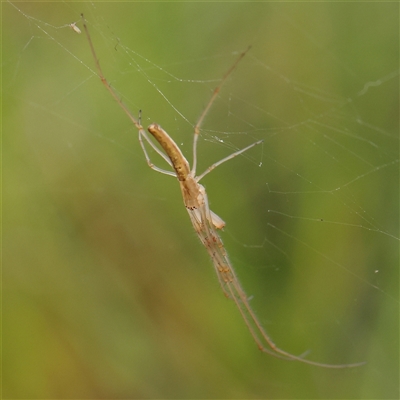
{"left": 3, "top": 2, "right": 399, "bottom": 399}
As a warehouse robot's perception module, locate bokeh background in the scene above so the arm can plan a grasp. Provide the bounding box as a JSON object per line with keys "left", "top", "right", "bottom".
{"left": 3, "top": 2, "right": 399, "bottom": 399}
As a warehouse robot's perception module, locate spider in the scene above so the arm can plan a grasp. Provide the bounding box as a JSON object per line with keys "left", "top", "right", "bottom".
{"left": 81, "top": 14, "right": 364, "bottom": 368}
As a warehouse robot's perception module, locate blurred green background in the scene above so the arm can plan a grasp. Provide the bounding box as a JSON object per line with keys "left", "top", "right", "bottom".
{"left": 3, "top": 2, "right": 398, "bottom": 398}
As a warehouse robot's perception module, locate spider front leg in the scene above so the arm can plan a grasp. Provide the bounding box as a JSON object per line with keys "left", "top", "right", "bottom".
{"left": 190, "top": 46, "right": 252, "bottom": 176}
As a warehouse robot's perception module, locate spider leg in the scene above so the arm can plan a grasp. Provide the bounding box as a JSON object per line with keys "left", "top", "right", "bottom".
{"left": 139, "top": 128, "right": 177, "bottom": 177}
{"left": 196, "top": 139, "right": 263, "bottom": 182}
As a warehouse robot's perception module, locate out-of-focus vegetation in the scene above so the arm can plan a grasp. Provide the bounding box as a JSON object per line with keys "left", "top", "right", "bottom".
{"left": 3, "top": 2, "right": 398, "bottom": 398}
